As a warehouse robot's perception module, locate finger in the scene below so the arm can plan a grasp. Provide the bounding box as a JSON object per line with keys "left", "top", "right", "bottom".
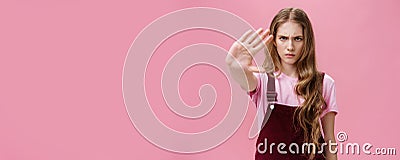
{"left": 238, "top": 29, "right": 253, "bottom": 43}
{"left": 253, "top": 42, "right": 267, "bottom": 53}
{"left": 253, "top": 35, "right": 273, "bottom": 52}
{"left": 248, "top": 66, "right": 266, "bottom": 73}
{"left": 265, "top": 34, "right": 274, "bottom": 44}
{"left": 253, "top": 29, "right": 270, "bottom": 47}
{"left": 246, "top": 28, "right": 263, "bottom": 44}
{"left": 263, "top": 29, "right": 271, "bottom": 39}
{"left": 256, "top": 29, "right": 269, "bottom": 45}
{"left": 262, "top": 29, "right": 271, "bottom": 43}
{"left": 248, "top": 29, "right": 267, "bottom": 50}
{"left": 245, "top": 28, "right": 263, "bottom": 44}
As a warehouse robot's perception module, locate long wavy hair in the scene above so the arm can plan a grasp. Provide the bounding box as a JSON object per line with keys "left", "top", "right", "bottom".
{"left": 263, "top": 8, "right": 326, "bottom": 159}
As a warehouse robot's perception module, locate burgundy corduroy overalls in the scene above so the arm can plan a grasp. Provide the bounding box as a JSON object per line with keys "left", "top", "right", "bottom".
{"left": 255, "top": 74, "right": 325, "bottom": 160}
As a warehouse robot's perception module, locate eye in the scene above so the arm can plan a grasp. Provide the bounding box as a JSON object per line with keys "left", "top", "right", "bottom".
{"left": 279, "top": 36, "right": 288, "bottom": 41}
{"left": 294, "top": 37, "right": 303, "bottom": 41}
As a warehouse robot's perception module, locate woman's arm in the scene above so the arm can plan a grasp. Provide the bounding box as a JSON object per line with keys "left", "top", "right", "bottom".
{"left": 321, "top": 112, "right": 338, "bottom": 160}
{"left": 225, "top": 28, "right": 273, "bottom": 92}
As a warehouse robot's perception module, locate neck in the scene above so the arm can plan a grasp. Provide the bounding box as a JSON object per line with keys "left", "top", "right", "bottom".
{"left": 281, "top": 63, "right": 298, "bottom": 78}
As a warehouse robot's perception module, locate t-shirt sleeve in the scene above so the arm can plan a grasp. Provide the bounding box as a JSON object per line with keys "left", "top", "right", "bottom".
{"left": 321, "top": 74, "right": 339, "bottom": 118}
{"left": 247, "top": 72, "right": 262, "bottom": 107}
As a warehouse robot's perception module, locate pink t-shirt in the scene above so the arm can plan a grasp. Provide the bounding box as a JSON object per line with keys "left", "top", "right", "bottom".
{"left": 248, "top": 72, "right": 338, "bottom": 123}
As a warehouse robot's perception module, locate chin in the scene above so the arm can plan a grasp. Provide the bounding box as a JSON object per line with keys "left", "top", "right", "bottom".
{"left": 282, "top": 60, "right": 296, "bottom": 65}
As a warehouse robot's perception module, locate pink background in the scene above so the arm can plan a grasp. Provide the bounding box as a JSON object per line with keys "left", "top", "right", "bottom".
{"left": 1, "top": 0, "right": 399, "bottom": 159}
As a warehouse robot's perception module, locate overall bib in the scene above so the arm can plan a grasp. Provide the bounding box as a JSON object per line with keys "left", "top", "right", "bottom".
{"left": 255, "top": 74, "right": 325, "bottom": 160}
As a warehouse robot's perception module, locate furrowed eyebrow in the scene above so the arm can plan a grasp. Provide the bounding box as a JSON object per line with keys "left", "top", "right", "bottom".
{"left": 276, "top": 34, "right": 303, "bottom": 37}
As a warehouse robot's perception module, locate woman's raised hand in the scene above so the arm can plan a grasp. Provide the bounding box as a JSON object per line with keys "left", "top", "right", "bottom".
{"left": 225, "top": 28, "right": 274, "bottom": 73}
{"left": 225, "top": 28, "right": 274, "bottom": 91}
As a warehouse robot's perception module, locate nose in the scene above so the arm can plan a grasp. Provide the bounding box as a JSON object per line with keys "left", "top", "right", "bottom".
{"left": 287, "top": 39, "right": 294, "bottom": 51}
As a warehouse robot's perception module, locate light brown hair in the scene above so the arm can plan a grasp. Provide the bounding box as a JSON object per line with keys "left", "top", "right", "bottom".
{"left": 263, "top": 8, "right": 326, "bottom": 159}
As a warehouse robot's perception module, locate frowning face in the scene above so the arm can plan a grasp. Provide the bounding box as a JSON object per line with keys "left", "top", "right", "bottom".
{"left": 275, "top": 21, "right": 304, "bottom": 66}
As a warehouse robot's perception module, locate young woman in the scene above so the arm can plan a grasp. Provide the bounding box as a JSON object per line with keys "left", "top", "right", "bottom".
{"left": 225, "top": 8, "right": 338, "bottom": 159}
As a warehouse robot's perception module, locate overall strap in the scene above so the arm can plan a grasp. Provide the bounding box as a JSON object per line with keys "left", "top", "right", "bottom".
{"left": 266, "top": 73, "right": 277, "bottom": 102}
{"left": 261, "top": 73, "right": 277, "bottom": 130}
{"left": 260, "top": 72, "right": 325, "bottom": 130}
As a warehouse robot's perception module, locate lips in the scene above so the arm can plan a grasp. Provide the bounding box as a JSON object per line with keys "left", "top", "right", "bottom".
{"left": 285, "top": 53, "right": 295, "bottom": 58}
